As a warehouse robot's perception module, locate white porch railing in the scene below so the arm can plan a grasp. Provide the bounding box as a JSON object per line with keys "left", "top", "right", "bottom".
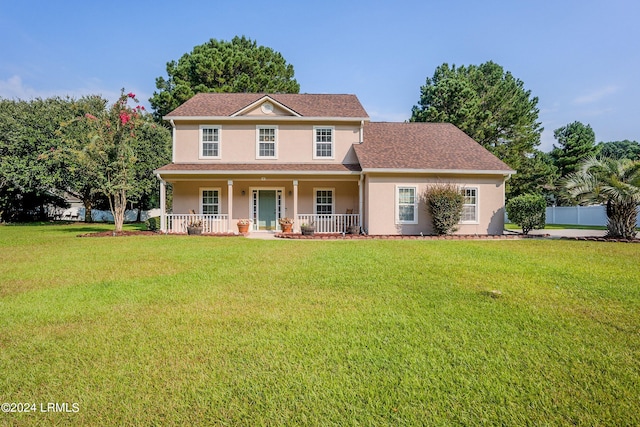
{"left": 297, "top": 214, "right": 360, "bottom": 233}
{"left": 166, "top": 214, "right": 229, "bottom": 234}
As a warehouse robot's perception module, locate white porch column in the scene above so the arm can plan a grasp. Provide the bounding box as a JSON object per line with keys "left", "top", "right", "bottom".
{"left": 228, "top": 180, "right": 233, "bottom": 232}
{"left": 159, "top": 178, "right": 166, "bottom": 233}
{"left": 293, "top": 179, "right": 299, "bottom": 233}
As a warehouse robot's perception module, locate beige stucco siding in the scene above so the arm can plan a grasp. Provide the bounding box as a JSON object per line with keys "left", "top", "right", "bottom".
{"left": 364, "top": 174, "right": 507, "bottom": 235}
{"left": 171, "top": 179, "right": 359, "bottom": 218}
{"left": 172, "top": 121, "right": 360, "bottom": 164}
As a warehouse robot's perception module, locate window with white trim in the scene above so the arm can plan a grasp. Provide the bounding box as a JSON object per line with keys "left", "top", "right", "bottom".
{"left": 397, "top": 186, "right": 418, "bottom": 224}
{"left": 314, "top": 126, "right": 334, "bottom": 159}
{"left": 199, "top": 126, "right": 221, "bottom": 159}
{"left": 461, "top": 187, "right": 478, "bottom": 222}
{"left": 200, "top": 188, "right": 220, "bottom": 215}
{"left": 257, "top": 126, "right": 277, "bottom": 159}
{"left": 314, "top": 189, "right": 334, "bottom": 215}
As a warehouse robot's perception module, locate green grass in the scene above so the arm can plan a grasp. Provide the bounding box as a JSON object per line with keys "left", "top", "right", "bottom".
{"left": 1, "top": 224, "right": 639, "bottom": 425}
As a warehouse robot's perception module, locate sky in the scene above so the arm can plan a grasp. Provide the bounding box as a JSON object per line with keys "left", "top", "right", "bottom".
{"left": 1, "top": 0, "right": 639, "bottom": 152}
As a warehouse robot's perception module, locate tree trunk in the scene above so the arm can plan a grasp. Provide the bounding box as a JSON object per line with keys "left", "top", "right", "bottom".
{"left": 136, "top": 201, "right": 142, "bottom": 223}
{"left": 606, "top": 201, "right": 638, "bottom": 239}
{"left": 111, "top": 189, "right": 127, "bottom": 232}
{"left": 83, "top": 200, "right": 93, "bottom": 223}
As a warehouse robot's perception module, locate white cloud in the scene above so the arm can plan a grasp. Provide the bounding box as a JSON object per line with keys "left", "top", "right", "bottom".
{"left": 0, "top": 75, "right": 40, "bottom": 99}
{"left": 572, "top": 85, "right": 618, "bottom": 105}
{"left": 0, "top": 75, "right": 151, "bottom": 109}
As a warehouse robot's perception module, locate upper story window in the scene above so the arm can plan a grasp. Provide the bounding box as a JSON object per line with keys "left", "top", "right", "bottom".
{"left": 313, "top": 126, "right": 334, "bottom": 159}
{"left": 396, "top": 186, "right": 418, "bottom": 224}
{"left": 199, "top": 126, "right": 221, "bottom": 159}
{"left": 256, "top": 126, "right": 277, "bottom": 159}
{"left": 461, "top": 187, "right": 478, "bottom": 223}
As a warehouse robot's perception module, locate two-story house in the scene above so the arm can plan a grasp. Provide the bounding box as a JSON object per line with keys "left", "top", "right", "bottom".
{"left": 154, "top": 93, "right": 515, "bottom": 235}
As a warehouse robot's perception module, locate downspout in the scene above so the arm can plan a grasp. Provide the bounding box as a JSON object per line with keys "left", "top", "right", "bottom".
{"left": 359, "top": 120, "right": 364, "bottom": 143}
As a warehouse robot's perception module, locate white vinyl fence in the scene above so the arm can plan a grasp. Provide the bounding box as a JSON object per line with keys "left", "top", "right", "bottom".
{"left": 54, "top": 207, "right": 161, "bottom": 222}
{"left": 507, "top": 205, "right": 640, "bottom": 227}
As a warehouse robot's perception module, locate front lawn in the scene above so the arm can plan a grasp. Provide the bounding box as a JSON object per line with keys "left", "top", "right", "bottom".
{"left": 1, "top": 224, "right": 639, "bottom": 425}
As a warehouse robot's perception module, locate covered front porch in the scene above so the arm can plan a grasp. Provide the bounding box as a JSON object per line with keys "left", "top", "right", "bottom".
{"left": 163, "top": 212, "right": 361, "bottom": 234}
{"left": 156, "top": 171, "right": 363, "bottom": 234}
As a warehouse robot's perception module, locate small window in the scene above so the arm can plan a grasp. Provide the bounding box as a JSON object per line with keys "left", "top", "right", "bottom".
{"left": 314, "top": 127, "right": 334, "bottom": 159}
{"left": 257, "top": 126, "right": 277, "bottom": 159}
{"left": 461, "top": 188, "right": 478, "bottom": 223}
{"left": 314, "top": 189, "right": 334, "bottom": 215}
{"left": 200, "top": 126, "right": 221, "bottom": 159}
{"left": 397, "top": 186, "right": 417, "bottom": 224}
{"left": 201, "top": 189, "right": 220, "bottom": 215}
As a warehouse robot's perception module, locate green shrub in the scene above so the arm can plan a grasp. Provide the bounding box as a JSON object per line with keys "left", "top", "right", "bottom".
{"left": 145, "top": 216, "right": 160, "bottom": 231}
{"left": 506, "top": 194, "right": 546, "bottom": 234}
{"left": 424, "top": 184, "right": 464, "bottom": 235}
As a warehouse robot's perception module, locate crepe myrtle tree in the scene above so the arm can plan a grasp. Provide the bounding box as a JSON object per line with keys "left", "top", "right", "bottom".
{"left": 80, "top": 90, "right": 147, "bottom": 232}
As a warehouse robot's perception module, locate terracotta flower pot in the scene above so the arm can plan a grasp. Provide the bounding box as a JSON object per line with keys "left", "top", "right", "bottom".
{"left": 237, "top": 223, "right": 250, "bottom": 234}
{"left": 281, "top": 223, "right": 293, "bottom": 233}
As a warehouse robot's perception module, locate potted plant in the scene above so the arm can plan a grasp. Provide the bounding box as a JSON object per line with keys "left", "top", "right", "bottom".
{"left": 237, "top": 219, "right": 251, "bottom": 234}
{"left": 300, "top": 222, "right": 315, "bottom": 236}
{"left": 187, "top": 218, "right": 203, "bottom": 235}
{"left": 279, "top": 217, "right": 294, "bottom": 233}
{"left": 347, "top": 225, "right": 359, "bottom": 235}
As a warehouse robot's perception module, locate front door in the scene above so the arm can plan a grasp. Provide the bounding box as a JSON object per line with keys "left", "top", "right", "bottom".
{"left": 258, "top": 190, "right": 277, "bottom": 230}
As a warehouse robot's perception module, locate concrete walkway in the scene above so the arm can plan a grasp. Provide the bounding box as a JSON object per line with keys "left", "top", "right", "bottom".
{"left": 523, "top": 229, "right": 608, "bottom": 238}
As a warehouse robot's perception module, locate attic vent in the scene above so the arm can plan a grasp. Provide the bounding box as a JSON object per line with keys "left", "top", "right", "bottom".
{"left": 261, "top": 102, "right": 274, "bottom": 114}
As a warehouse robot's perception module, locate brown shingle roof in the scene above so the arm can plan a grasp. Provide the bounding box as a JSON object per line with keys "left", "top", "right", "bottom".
{"left": 156, "top": 163, "right": 362, "bottom": 173}
{"left": 165, "top": 93, "right": 369, "bottom": 118}
{"left": 354, "top": 122, "right": 515, "bottom": 172}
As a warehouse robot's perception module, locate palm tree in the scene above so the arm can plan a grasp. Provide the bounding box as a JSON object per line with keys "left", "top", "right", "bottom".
{"left": 564, "top": 157, "right": 640, "bottom": 239}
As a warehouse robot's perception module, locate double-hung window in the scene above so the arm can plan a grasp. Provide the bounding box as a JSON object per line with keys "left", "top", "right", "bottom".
{"left": 313, "top": 126, "right": 334, "bottom": 159}
{"left": 199, "top": 126, "right": 221, "bottom": 159}
{"left": 257, "top": 126, "right": 277, "bottom": 159}
{"left": 200, "top": 188, "right": 220, "bottom": 215}
{"left": 461, "top": 187, "right": 478, "bottom": 223}
{"left": 397, "top": 186, "right": 418, "bottom": 224}
{"left": 314, "top": 189, "right": 334, "bottom": 215}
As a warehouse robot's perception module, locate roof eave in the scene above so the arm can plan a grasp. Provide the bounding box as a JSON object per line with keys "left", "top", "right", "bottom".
{"left": 154, "top": 169, "right": 361, "bottom": 176}
{"left": 163, "top": 115, "right": 370, "bottom": 122}
{"left": 361, "top": 168, "right": 516, "bottom": 175}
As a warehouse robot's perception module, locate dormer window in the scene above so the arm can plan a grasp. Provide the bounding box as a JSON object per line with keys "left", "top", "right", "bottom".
{"left": 313, "top": 126, "right": 334, "bottom": 159}
{"left": 199, "top": 125, "right": 221, "bottom": 159}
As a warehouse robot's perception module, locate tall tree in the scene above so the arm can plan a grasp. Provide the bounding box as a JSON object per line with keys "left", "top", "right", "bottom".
{"left": 0, "top": 97, "right": 74, "bottom": 221}
{"left": 596, "top": 140, "right": 640, "bottom": 161}
{"left": 53, "top": 95, "right": 110, "bottom": 222}
{"left": 410, "top": 61, "right": 543, "bottom": 198}
{"left": 508, "top": 150, "right": 559, "bottom": 202}
{"left": 150, "top": 36, "right": 300, "bottom": 120}
{"left": 77, "top": 91, "right": 151, "bottom": 231}
{"left": 565, "top": 157, "right": 640, "bottom": 239}
{"left": 550, "top": 121, "right": 597, "bottom": 177}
